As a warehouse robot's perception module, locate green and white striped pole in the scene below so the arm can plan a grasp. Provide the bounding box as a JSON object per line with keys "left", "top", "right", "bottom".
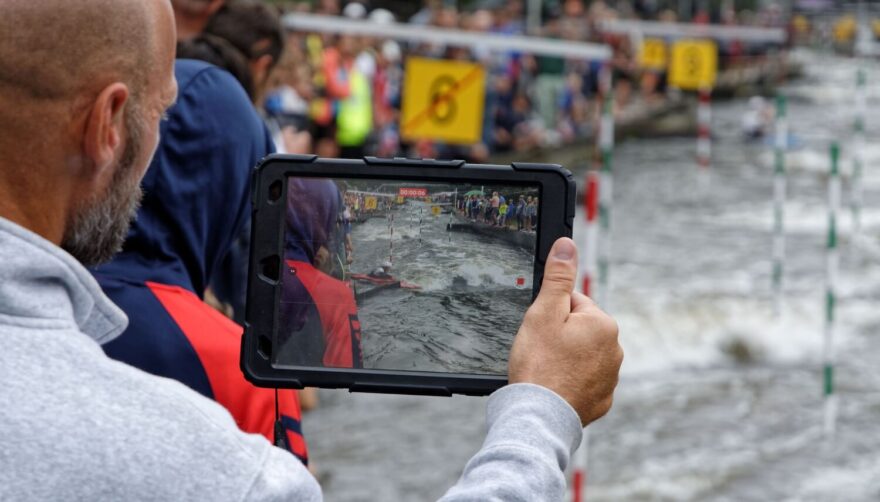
{"left": 852, "top": 68, "right": 866, "bottom": 237}
{"left": 596, "top": 66, "right": 615, "bottom": 310}
{"left": 824, "top": 142, "right": 841, "bottom": 438}
{"left": 772, "top": 94, "right": 787, "bottom": 318}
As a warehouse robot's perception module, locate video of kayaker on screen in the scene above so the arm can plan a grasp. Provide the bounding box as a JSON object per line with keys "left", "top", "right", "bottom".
{"left": 276, "top": 177, "right": 540, "bottom": 375}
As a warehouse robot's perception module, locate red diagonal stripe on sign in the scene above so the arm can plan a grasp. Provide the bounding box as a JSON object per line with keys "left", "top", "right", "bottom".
{"left": 403, "top": 65, "right": 483, "bottom": 135}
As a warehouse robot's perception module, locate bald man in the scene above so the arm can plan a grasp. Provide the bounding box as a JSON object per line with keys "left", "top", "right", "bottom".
{"left": 0, "top": 0, "right": 622, "bottom": 501}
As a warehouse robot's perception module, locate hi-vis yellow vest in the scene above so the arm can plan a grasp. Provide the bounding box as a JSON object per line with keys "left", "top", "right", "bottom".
{"left": 336, "top": 71, "right": 372, "bottom": 147}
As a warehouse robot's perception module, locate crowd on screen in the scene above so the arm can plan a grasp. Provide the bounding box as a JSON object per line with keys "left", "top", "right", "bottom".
{"left": 458, "top": 192, "right": 540, "bottom": 232}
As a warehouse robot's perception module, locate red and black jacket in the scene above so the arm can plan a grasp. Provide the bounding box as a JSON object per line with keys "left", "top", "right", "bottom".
{"left": 91, "top": 61, "right": 307, "bottom": 463}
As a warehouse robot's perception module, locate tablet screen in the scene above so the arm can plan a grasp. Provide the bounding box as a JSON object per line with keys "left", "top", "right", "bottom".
{"left": 275, "top": 177, "right": 540, "bottom": 375}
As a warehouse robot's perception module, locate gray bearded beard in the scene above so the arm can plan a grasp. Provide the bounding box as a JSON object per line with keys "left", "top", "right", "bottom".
{"left": 61, "top": 103, "right": 147, "bottom": 267}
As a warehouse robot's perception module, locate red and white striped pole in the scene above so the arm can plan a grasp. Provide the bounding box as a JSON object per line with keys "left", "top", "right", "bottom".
{"left": 697, "top": 86, "right": 712, "bottom": 170}
{"left": 571, "top": 427, "right": 590, "bottom": 502}
{"left": 581, "top": 172, "right": 600, "bottom": 297}
{"left": 572, "top": 63, "right": 613, "bottom": 502}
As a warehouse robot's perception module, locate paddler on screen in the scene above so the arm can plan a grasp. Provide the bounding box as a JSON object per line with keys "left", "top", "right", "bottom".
{"left": 369, "top": 260, "right": 393, "bottom": 279}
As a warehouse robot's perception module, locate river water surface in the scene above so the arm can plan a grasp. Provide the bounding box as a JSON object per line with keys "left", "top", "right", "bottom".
{"left": 350, "top": 200, "right": 533, "bottom": 375}
{"left": 303, "top": 50, "right": 880, "bottom": 501}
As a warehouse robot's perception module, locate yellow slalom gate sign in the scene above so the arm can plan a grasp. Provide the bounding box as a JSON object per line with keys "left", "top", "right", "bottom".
{"left": 364, "top": 196, "right": 378, "bottom": 210}
{"left": 639, "top": 38, "right": 667, "bottom": 70}
{"left": 400, "top": 57, "right": 486, "bottom": 145}
{"left": 669, "top": 39, "right": 718, "bottom": 90}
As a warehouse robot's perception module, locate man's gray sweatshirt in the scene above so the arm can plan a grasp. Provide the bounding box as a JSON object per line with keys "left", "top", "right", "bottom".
{"left": 0, "top": 216, "right": 583, "bottom": 501}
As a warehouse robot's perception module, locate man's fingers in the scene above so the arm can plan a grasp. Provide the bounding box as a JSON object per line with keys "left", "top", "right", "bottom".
{"left": 531, "top": 238, "right": 578, "bottom": 320}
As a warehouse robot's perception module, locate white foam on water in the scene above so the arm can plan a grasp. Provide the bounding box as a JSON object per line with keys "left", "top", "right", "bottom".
{"left": 795, "top": 456, "right": 880, "bottom": 500}
{"left": 611, "top": 291, "right": 831, "bottom": 377}
{"left": 714, "top": 198, "right": 880, "bottom": 234}
{"left": 407, "top": 256, "right": 533, "bottom": 292}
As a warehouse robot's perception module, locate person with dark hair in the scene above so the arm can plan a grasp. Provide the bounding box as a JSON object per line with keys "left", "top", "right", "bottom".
{"left": 190, "top": 0, "right": 290, "bottom": 323}
{"left": 205, "top": 0, "right": 284, "bottom": 105}
{"left": 171, "top": 0, "right": 225, "bottom": 40}
{"left": 176, "top": 33, "right": 254, "bottom": 97}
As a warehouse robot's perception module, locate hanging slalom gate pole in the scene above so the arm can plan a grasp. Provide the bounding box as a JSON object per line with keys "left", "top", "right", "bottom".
{"left": 772, "top": 94, "right": 787, "bottom": 318}
{"left": 852, "top": 68, "right": 866, "bottom": 238}
{"left": 597, "top": 65, "right": 615, "bottom": 310}
{"left": 450, "top": 189, "right": 457, "bottom": 242}
{"left": 389, "top": 212, "right": 394, "bottom": 264}
{"left": 824, "top": 142, "right": 841, "bottom": 438}
{"left": 697, "top": 86, "right": 712, "bottom": 170}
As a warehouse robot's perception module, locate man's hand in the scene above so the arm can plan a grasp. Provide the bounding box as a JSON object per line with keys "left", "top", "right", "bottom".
{"left": 509, "top": 237, "right": 623, "bottom": 426}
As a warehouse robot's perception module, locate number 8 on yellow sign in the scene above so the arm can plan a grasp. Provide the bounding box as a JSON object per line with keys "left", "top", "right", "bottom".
{"left": 669, "top": 39, "right": 718, "bottom": 91}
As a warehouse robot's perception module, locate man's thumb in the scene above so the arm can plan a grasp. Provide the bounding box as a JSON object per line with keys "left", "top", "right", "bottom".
{"left": 533, "top": 238, "right": 578, "bottom": 317}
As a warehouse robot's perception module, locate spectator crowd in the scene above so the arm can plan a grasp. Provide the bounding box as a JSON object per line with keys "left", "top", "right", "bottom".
{"left": 188, "top": 0, "right": 789, "bottom": 165}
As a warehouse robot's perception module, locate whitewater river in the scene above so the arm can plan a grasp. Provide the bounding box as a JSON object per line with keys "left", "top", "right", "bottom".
{"left": 303, "top": 50, "right": 880, "bottom": 501}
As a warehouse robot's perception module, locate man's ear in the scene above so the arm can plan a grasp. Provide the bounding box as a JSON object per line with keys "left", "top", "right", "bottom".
{"left": 251, "top": 54, "right": 275, "bottom": 92}
{"left": 82, "top": 83, "right": 130, "bottom": 175}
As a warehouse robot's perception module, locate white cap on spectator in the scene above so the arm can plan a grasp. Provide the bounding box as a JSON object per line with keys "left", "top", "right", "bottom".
{"left": 382, "top": 40, "right": 402, "bottom": 63}
{"left": 369, "top": 8, "right": 395, "bottom": 25}
{"left": 342, "top": 2, "right": 367, "bottom": 19}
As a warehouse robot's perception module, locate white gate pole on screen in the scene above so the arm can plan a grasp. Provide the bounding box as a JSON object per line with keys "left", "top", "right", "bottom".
{"left": 772, "top": 94, "right": 788, "bottom": 319}
{"left": 852, "top": 68, "right": 867, "bottom": 238}
{"left": 824, "top": 142, "right": 841, "bottom": 438}
{"left": 450, "top": 188, "right": 457, "bottom": 242}
{"left": 389, "top": 212, "right": 394, "bottom": 264}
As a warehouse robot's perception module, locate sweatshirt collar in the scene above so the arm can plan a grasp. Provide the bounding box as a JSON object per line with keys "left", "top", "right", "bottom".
{"left": 0, "top": 216, "right": 128, "bottom": 343}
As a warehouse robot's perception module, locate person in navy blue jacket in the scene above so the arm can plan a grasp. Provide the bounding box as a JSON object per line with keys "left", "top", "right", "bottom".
{"left": 91, "top": 59, "right": 308, "bottom": 464}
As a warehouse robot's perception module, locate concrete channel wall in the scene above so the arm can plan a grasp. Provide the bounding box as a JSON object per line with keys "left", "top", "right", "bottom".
{"left": 447, "top": 218, "right": 537, "bottom": 252}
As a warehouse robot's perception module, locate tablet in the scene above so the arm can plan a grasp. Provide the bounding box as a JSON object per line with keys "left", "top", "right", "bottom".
{"left": 242, "top": 154, "right": 575, "bottom": 396}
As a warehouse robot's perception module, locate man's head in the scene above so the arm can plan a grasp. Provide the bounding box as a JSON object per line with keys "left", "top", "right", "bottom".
{"left": 0, "top": 0, "right": 178, "bottom": 266}
{"left": 205, "top": 1, "right": 284, "bottom": 105}
{"left": 177, "top": 33, "right": 254, "bottom": 98}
